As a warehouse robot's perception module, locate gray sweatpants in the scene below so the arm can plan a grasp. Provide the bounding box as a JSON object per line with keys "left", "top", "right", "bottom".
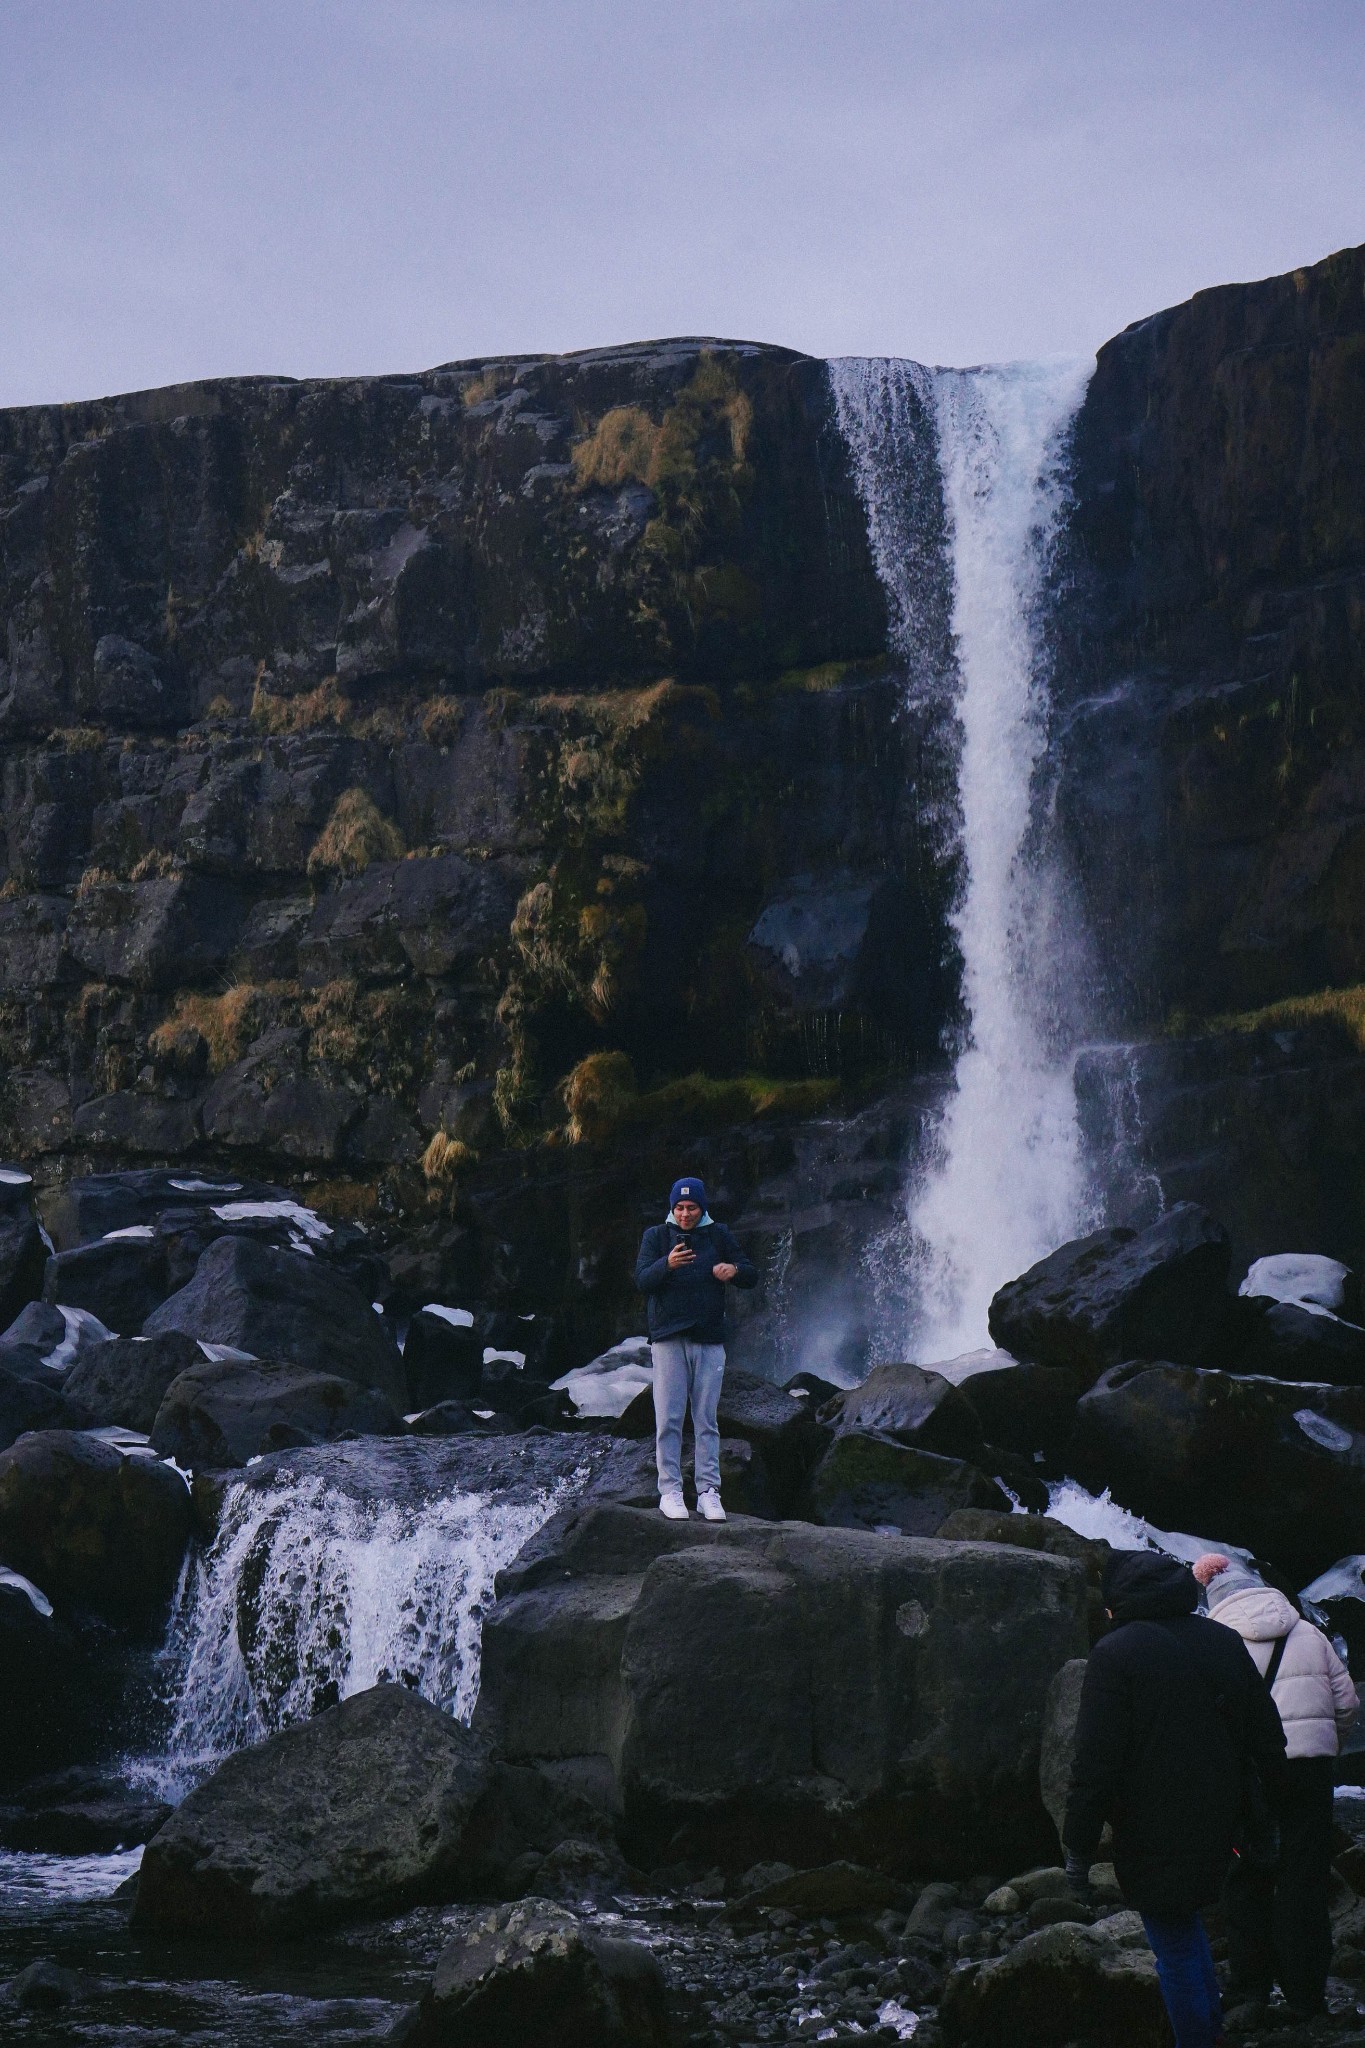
{"left": 651, "top": 1338, "right": 725, "bottom": 1496}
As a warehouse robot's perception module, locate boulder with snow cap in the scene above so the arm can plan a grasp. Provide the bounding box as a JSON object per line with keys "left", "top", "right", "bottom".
{"left": 150, "top": 1355, "right": 402, "bottom": 1468}
{"left": 42, "top": 1234, "right": 170, "bottom": 1336}
{"left": 43, "top": 1169, "right": 288, "bottom": 1251}
{"left": 988, "top": 1203, "right": 1232, "bottom": 1386}
{"left": 143, "top": 1235, "right": 406, "bottom": 1406}
{"left": 0, "top": 1428, "right": 190, "bottom": 1620}
{"left": 1231, "top": 1294, "right": 1365, "bottom": 1384}
{"left": 1241, "top": 1251, "right": 1361, "bottom": 1322}
{"left": 1, "top": 1300, "right": 116, "bottom": 1377}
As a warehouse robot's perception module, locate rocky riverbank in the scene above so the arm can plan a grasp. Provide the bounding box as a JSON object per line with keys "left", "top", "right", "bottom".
{"left": 2, "top": 1164, "right": 1365, "bottom": 2043}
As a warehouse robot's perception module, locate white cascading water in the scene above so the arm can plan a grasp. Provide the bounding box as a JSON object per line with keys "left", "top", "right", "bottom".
{"left": 832, "top": 355, "right": 1098, "bottom": 1357}
{"left": 141, "top": 1439, "right": 593, "bottom": 1799}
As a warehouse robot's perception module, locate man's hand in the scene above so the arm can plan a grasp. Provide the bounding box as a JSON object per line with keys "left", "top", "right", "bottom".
{"left": 713, "top": 1262, "right": 737, "bottom": 1282}
{"left": 667, "top": 1241, "right": 696, "bottom": 1268}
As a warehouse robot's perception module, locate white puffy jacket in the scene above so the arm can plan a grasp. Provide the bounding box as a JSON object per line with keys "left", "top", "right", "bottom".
{"left": 1211, "top": 1585, "right": 1359, "bottom": 1759}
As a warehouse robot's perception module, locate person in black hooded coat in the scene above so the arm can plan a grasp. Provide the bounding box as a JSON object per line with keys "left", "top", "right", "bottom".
{"left": 1063, "top": 1550, "right": 1286, "bottom": 2048}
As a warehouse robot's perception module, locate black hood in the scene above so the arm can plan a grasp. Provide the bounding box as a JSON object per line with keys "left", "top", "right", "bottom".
{"left": 1101, "top": 1549, "right": 1199, "bottom": 1624}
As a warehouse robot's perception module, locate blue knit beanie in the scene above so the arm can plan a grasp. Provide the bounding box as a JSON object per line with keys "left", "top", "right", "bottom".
{"left": 669, "top": 1176, "right": 707, "bottom": 1213}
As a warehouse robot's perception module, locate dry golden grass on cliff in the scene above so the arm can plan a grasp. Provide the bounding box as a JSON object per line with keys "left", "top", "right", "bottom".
{"left": 421, "top": 1131, "right": 477, "bottom": 1183}
{"left": 307, "top": 789, "right": 406, "bottom": 880}
{"left": 558, "top": 1051, "right": 839, "bottom": 1146}
{"left": 1208, "top": 984, "right": 1365, "bottom": 1051}
{"left": 149, "top": 985, "right": 261, "bottom": 1073}
{"left": 571, "top": 406, "right": 661, "bottom": 490}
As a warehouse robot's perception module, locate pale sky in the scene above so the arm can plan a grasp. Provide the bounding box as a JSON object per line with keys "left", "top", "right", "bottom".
{"left": 2, "top": 0, "right": 1363, "bottom": 406}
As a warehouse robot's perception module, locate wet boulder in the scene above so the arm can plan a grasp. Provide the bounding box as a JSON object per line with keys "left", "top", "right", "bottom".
{"left": 1039, "top": 1658, "right": 1090, "bottom": 1843}
{"left": 988, "top": 1203, "right": 1231, "bottom": 1386}
{"left": 143, "top": 1235, "right": 406, "bottom": 1407}
{"left": 937, "top": 1513, "right": 1108, "bottom": 1643}
{"left": 475, "top": 1503, "right": 1088, "bottom": 1873}
{"left": 1230, "top": 1294, "right": 1365, "bottom": 1384}
{"left": 62, "top": 1331, "right": 203, "bottom": 1434}
{"left": 806, "top": 1431, "right": 1008, "bottom": 1535}
{"left": 42, "top": 1234, "right": 171, "bottom": 1336}
{"left": 953, "top": 1359, "right": 1082, "bottom": 1463}
{"left": 1069, "top": 1361, "right": 1365, "bottom": 1579}
{"left": 0, "top": 1766, "right": 172, "bottom": 1852}
{"left": 0, "top": 1429, "right": 190, "bottom": 1620}
{"left": 150, "top": 1356, "right": 402, "bottom": 1468}
{"left": 0, "top": 1204, "right": 46, "bottom": 1334}
{"left": 133, "top": 1683, "right": 495, "bottom": 1936}
{"left": 939, "top": 1920, "right": 1168, "bottom": 2047}
{"left": 828, "top": 1363, "right": 985, "bottom": 1461}
{"left": 394, "top": 1897, "right": 669, "bottom": 2048}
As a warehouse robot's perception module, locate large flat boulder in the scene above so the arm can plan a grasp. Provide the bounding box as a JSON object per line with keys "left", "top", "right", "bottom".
{"left": 939, "top": 1921, "right": 1168, "bottom": 2047}
{"left": 133, "top": 1684, "right": 494, "bottom": 1935}
{"left": 0, "top": 1429, "right": 190, "bottom": 1620}
{"left": 393, "top": 1897, "right": 669, "bottom": 2048}
{"left": 143, "top": 1235, "right": 405, "bottom": 1407}
{"left": 474, "top": 1503, "right": 1088, "bottom": 1873}
{"left": 988, "top": 1203, "right": 1231, "bottom": 1385}
{"left": 1069, "top": 1361, "right": 1365, "bottom": 1578}
{"left": 150, "top": 1355, "right": 402, "bottom": 1468}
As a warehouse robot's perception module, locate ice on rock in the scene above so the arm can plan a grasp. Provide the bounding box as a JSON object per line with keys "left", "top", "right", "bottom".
{"left": 0, "top": 1566, "right": 53, "bottom": 1617}
{"left": 1240, "top": 1253, "right": 1358, "bottom": 1322}
{"left": 1295, "top": 1408, "right": 1355, "bottom": 1454}
{"left": 197, "top": 1341, "right": 258, "bottom": 1364}
{"left": 1302, "top": 1556, "right": 1365, "bottom": 1606}
{"left": 211, "top": 1199, "right": 332, "bottom": 1241}
{"left": 922, "top": 1346, "right": 1017, "bottom": 1385}
{"left": 483, "top": 1348, "right": 525, "bottom": 1368}
{"left": 553, "top": 1337, "right": 654, "bottom": 1418}
{"left": 422, "top": 1304, "right": 474, "bottom": 1328}
{"left": 100, "top": 1225, "right": 157, "bottom": 1242}
{"left": 170, "top": 1179, "right": 243, "bottom": 1194}
{"left": 42, "top": 1305, "right": 115, "bottom": 1370}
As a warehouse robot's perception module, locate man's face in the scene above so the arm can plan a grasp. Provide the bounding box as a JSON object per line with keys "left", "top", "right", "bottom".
{"left": 673, "top": 1200, "right": 702, "bottom": 1230}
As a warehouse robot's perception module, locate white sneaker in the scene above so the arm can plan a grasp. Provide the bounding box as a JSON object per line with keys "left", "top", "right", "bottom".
{"left": 659, "top": 1490, "right": 689, "bottom": 1520}
{"left": 697, "top": 1490, "right": 726, "bottom": 1522}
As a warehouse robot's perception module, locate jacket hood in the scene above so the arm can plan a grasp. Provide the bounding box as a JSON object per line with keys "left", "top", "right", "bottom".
{"left": 1208, "top": 1585, "right": 1300, "bottom": 1642}
{"left": 1102, "top": 1549, "right": 1200, "bottom": 1623}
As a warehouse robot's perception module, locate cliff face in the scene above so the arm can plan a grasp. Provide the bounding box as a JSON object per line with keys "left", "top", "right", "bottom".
{"left": 0, "top": 340, "right": 960, "bottom": 1361}
{"left": 1058, "top": 243, "right": 1365, "bottom": 1263}
{"left": 1060, "top": 242, "right": 1365, "bottom": 1026}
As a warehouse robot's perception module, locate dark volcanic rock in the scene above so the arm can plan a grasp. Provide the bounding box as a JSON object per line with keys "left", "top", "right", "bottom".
{"left": 939, "top": 1920, "right": 1167, "bottom": 2047}
{"left": 396, "top": 1897, "right": 669, "bottom": 2048}
{"left": 830, "top": 1362, "right": 987, "bottom": 1460}
{"left": 62, "top": 1331, "right": 203, "bottom": 1433}
{"left": 0, "top": 1767, "right": 171, "bottom": 1853}
{"left": 150, "top": 1355, "right": 402, "bottom": 1467}
{"left": 712, "top": 1368, "right": 832, "bottom": 1515}
{"left": 133, "top": 1683, "right": 495, "bottom": 1936}
{"left": 42, "top": 1235, "right": 171, "bottom": 1336}
{"left": 403, "top": 1311, "right": 484, "bottom": 1410}
{"left": 475, "top": 1502, "right": 1087, "bottom": 1872}
{"left": 954, "top": 1358, "right": 1082, "bottom": 1463}
{"left": 0, "top": 1362, "right": 73, "bottom": 1450}
{"left": 806, "top": 1431, "right": 1008, "bottom": 1535}
{"left": 1232, "top": 1295, "right": 1365, "bottom": 1384}
{"left": 143, "top": 1235, "right": 405, "bottom": 1406}
{"left": 988, "top": 1203, "right": 1232, "bottom": 1386}
{"left": 1068, "top": 1361, "right": 1365, "bottom": 1578}
{"left": 0, "top": 1210, "right": 46, "bottom": 1334}
{"left": 0, "top": 1429, "right": 190, "bottom": 1619}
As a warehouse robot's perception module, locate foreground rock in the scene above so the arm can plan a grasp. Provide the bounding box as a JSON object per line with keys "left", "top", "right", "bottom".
{"left": 0, "top": 1766, "right": 171, "bottom": 1852}
{"left": 0, "top": 1361, "right": 73, "bottom": 1450}
{"left": 134, "top": 1684, "right": 494, "bottom": 1935}
{"left": 1068, "top": 1361, "right": 1365, "bottom": 1578}
{"left": 475, "top": 1503, "right": 1088, "bottom": 1871}
{"left": 42, "top": 1234, "right": 170, "bottom": 1336}
{"left": 150, "top": 1355, "right": 401, "bottom": 1467}
{"left": 392, "top": 1898, "right": 669, "bottom": 2048}
{"left": 989, "top": 1202, "right": 1231, "bottom": 1385}
{"left": 940, "top": 1920, "right": 1168, "bottom": 2047}
{"left": 0, "top": 1430, "right": 190, "bottom": 1619}
{"left": 144, "top": 1234, "right": 405, "bottom": 1406}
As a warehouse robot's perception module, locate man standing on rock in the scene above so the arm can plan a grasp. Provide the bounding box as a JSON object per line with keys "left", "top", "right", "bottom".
{"left": 634, "top": 1176, "right": 756, "bottom": 1522}
{"left": 1063, "top": 1549, "right": 1286, "bottom": 2048}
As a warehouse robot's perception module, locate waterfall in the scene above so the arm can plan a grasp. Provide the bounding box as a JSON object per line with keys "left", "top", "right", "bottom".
{"left": 140, "top": 1434, "right": 642, "bottom": 1799}
{"left": 832, "top": 355, "right": 1099, "bottom": 1358}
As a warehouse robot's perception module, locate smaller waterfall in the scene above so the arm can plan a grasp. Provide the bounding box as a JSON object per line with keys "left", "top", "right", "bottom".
{"left": 140, "top": 1435, "right": 640, "bottom": 1798}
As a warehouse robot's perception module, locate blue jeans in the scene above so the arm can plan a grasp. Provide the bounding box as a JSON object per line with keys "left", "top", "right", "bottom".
{"left": 1141, "top": 1911, "right": 1223, "bottom": 2048}
{"left": 652, "top": 1338, "right": 724, "bottom": 1496}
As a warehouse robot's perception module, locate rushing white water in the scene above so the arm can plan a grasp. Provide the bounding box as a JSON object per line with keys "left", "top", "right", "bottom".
{"left": 142, "top": 1438, "right": 593, "bottom": 1799}
{"left": 832, "top": 355, "right": 1098, "bottom": 1356}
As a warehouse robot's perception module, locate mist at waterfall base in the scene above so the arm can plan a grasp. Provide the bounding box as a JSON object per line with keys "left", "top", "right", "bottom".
{"left": 832, "top": 354, "right": 1101, "bottom": 1362}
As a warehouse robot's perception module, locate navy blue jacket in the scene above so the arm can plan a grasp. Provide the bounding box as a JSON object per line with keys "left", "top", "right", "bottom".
{"left": 634, "top": 1220, "right": 757, "bottom": 1344}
